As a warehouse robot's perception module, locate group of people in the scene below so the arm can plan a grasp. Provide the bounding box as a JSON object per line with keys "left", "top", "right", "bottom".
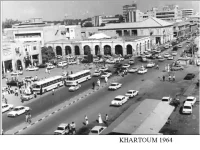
{"left": 84, "top": 114, "right": 109, "bottom": 126}
{"left": 92, "top": 77, "right": 109, "bottom": 90}
{"left": 162, "top": 74, "right": 176, "bottom": 82}
{"left": 25, "top": 113, "right": 32, "bottom": 124}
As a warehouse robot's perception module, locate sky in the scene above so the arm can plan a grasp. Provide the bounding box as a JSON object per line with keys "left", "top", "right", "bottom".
{"left": 2, "top": 0, "right": 200, "bottom": 21}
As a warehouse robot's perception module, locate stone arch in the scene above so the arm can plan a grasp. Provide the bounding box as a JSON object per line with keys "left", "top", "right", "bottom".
{"left": 83, "top": 45, "right": 91, "bottom": 55}
{"left": 56, "top": 46, "right": 62, "bottom": 56}
{"left": 95, "top": 45, "right": 100, "bottom": 55}
{"left": 126, "top": 44, "right": 132, "bottom": 55}
{"left": 16, "top": 59, "right": 23, "bottom": 70}
{"left": 65, "top": 46, "right": 72, "bottom": 55}
{"left": 115, "top": 45, "right": 123, "bottom": 56}
{"left": 74, "top": 45, "right": 80, "bottom": 55}
{"left": 104, "top": 45, "right": 112, "bottom": 55}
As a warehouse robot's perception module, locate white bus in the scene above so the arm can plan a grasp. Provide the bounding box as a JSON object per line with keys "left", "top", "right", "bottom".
{"left": 65, "top": 70, "right": 91, "bottom": 86}
{"left": 32, "top": 76, "right": 64, "bottom": 94}
{"left": 57, "top": 61, "right": 68, "bottom": 67}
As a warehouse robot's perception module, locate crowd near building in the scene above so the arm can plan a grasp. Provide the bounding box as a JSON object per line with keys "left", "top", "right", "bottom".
{"left": 2, "top": 2, "right": 199, "bottom": 73}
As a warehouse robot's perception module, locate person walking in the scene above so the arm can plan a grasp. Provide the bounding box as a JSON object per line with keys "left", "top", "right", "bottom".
{"left": 15, "top": 88, "right": 18, "bottom": 96}
{"left": 85, "top": 115, "right": 89, "bottom": 125}
{"left": 34, "top": 92, "right": 37, "bottom": 98}
{"left": 173, "top": 74, "right": 175, "bottom": 81}
{"left": 71, "top": 71, "right": 73, "bottom": 74}
{"left": 105, "top": 76, "right": 108, "bottom": 83}
{"left": 168, "top": 75, "right": 171, "bottom": 81}
{"left": 48, "top": 69, "right": 50, "bottom": 74}
{"left": 97, "top": 79, "right": 100, "bottom": 87}
{"left": 52, "top": 89, "right": 55, "bottom": 95}
{"left": 105, "top": 114, "right": 109, "bottom": 122}
{"left": 28, "top": 113, "right": 32, "bottom": 124}
{"left": 71, "top": 122, "right": 76, "bottom": 134}
{"left": 163, "top": 75, "right": 165, "bottom": 81}
{"left": 35, "top": 75, "right": 38, "bottom": 81}
{"left": 25, "top": 113, "right": 28, "bottom": 123}
{"left": 92, "top": 82, "right": 95, "bottom": 90}
{"left": 4, "top": 98, "right": 7, "bottom": 104}
{"left": 45, "top": 68, "right": 48, "bottom": 74}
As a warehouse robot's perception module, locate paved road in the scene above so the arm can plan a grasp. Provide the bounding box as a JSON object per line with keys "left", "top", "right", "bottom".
{"left": 2, "top": 59, "right": 136, "bottom": 131}
{"left": 19, "top": 55, "right": 179, "bottom": 134}
{"left": 3, "top": 41, "right": 187, "bottom": 133}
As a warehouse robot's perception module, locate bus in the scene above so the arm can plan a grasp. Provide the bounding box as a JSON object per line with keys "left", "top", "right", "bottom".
{"left": 32, "top": 75, "right": 64, "bottom": 94}
{"left": 65, "top": 70, "right": 91, "bottom": 86}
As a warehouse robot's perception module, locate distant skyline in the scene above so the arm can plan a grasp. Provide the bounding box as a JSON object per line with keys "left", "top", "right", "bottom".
{"left": 2, "top": 0, "right": 200, "bottom": 21}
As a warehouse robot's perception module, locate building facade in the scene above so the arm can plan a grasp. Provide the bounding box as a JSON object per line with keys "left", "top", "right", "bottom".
{"left": 182, "top": 9, "right": 194, "bottom": 18}
{"left": 92, "top": 15, "right": 120, "bottom": 27}
{"left": 2, "top": 41, "right": 42, "bottom": 73}
{"left": 45, "top": 36, "right": 151, "bottom": 57}
{"left": 123, "top": 2, "right": 137, "bottom": 22}
{"left": 65, "top": 25, "right": 82, "bottom": 40}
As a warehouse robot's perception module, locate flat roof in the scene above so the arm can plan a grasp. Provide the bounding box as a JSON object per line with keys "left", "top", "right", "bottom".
{"left": 35, "top": 75, "right": 63, "bottom": 85}
{"left": 111, "top": 99, "right": 174, "bottom": 135}
{"left": 68, "top": 70, "right": 90, "bottom": 78}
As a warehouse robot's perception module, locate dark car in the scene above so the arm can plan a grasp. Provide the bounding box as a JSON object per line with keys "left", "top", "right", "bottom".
{"left": 7, "top": 80, "right": 23, "bottom": 87}
{"left": 81, "top": 59, "right": 89, "bottom": 63}
{"left": 114, "top": 63, "right": 123, "bottom": 68}
{"left": 184, "top": 73, "right": 195, "bottom": 80}
{"left": 123, "top": 54, "right": 133, "bottom": 59}
{"left": 149, "top": 55, "right": 156, "bottom": 59}
{"left": 37, "top": 64, "right": 47, "bottom": 68}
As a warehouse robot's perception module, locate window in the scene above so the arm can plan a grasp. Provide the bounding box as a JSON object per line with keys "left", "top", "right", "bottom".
{"left": 33, "top": 46, "right": 37, "bottom": 50}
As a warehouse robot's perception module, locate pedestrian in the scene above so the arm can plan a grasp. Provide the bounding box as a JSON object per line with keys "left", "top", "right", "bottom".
{"left": 71, "top": 122, "right": 76, "bottom": 134}
{"left": 40, "top": 87, "right": 43, "bottom": 95}
{"left": 19, "top": 89, "right": 22, "bottom": 94}
{"left": 45, "top": 68, "right": 48, "bottom": 74}
{"left": 4, "top": 98, "right": 7, "bottom": 104}
{"left": 105, "top": 114, "right": 108, "bottom": 122}
{"left": 34, "top": 92, "right": 37, "bottom": 98}
{"left": 92, "top": 82, "right": 95, "bottom": 90}
{"left": 52, "top": 89, "right": 55, "bottom": 95}
{"left": 15, "top": 88, "right": 18, "bottom": 96}
{"left": 28, "top": 113, "right": 31, "bottom": 124}
{"left": 48, "top": 69, "right": 50, "bottom": 74}
{"left": 168, "top": 75, "right": 171, "bottom": 81}
{"left": 98, "top": 113, "right": 103, "bottom": 124}
{"left": 35, "top": 75, "right": 38, "bottom": 81}
{"left": 2, "top": 92, "right": 5, "bottom": 99}
{"left": 105, "top": 76, "right": 108, "bottom": 83}
{"left": 85, "top": 115, "right": 89, "bottom": 125}
{"left": 71, "top": 71, "right": 73, "bottom": 74}
{"left": 25, "top": 113, "right": 28, "bottom": 123}
{"left": 97, "top": 79, "right": 100, "bottom": 87}
{"left": 163, "top": 75, "right": 165, "bottom": 81}
{"left": 173, "top": 74, "right": 175, "bottom": 81}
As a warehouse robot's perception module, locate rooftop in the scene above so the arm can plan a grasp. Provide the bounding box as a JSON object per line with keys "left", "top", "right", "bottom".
{"left": 99, "top": 17, "right": 173, "bottom": 30}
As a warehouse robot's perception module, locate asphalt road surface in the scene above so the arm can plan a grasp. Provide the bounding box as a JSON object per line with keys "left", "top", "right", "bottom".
{"left": 3, "top": 41, "right": 187, "bottom": 133}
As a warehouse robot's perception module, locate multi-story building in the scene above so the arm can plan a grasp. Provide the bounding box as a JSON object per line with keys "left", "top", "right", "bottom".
{"left": 92, "top": 15, "right": 120, "bottom": 27}
{"left": 182, "top": 9, "right": 194, "bottom": 18}
{"left": 65, "top": 25, "right": 82, "bottom": 40}
{"left": 2, "top": 40, "right": 42, "bottom": 73}
{"left": 123, "top": 2, "right": 138, "bottom": 22}
{"left": 99, "top": 17, "right": 174, "bottom": 45}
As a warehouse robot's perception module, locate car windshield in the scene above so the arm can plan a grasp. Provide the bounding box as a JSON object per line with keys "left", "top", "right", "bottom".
{"left": 57, "top": 127, "right": 64, "bottom": 130}
{"left": 13, "top": 108, "right": 19, "bottom": 111}
{"left": 111, "top": 83, "right": 117, "bottom": 86}
{"left": 127, "top": 91, "right": 133, "bottom": 94}
{"left": 90, "top": 130, "right": 98, "bottom": 134}
{"left": 70, "top": 85, "right": 75, "bottom": 88}
{"left": 132, "top": 68, "right": 137, "bottom": 70}
{"left": 183, "top": 106, "right": 191, "bottom": 109}
{"left": 162, "top": 98, "right": 168, "bottom": 101}
{"left": 186, "top": 98, "right": 193, "bottom": 101}
{"left": 114, "top": 98, "right": 122, "bottom": 101}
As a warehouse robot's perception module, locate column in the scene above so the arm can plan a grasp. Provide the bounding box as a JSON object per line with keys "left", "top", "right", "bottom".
{"left": 2, "top": 61, "right": 5, "bottom": 74}
{"left": 21, "top": 58, "right": 25, "bottom": 70}
{"left": 122, "top": 30, "right": 124, "bottom": 36}
{"left": 62, "top": 44, "right": 65, "bottom": 56}
{"left": 12, "top": 60, "right": 16, "bottom": 71}
{"left": 130, "top": 30, "right": 132, "bottom": 36}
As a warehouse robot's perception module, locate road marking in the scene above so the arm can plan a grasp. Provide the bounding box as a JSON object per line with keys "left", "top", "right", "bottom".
{"left": 35, "top": 120, "right": 39, "bottom": 124}
{"left": 23, "top": 127, "right": 27, "bottom": 130}
{"left": 31, "top": 123, "right": 35, "bottom": 125}
{"left": 27, "top": 125, "right": 31, "bottom": 128}
{"left": 38, "top": 119, "right": 42, "bottom": 122}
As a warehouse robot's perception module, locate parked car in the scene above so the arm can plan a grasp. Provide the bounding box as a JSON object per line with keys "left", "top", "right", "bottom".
{"left": 125, "top": 90, "right": 139, "bottom": 98}
{"left": 108, "top": 82, "right": 122, "bottom": 90}
{"left": 54, "top": 123, "right": 70, "bottom": 135}
{"left": 99, "top": 67, "right": 108, "bottom": 72}
{"left": 171, "top": 65, "right": 184, "bottom": 71}
{"left": 2, "top": 103, "right": 14, "bottom": 113}
{"left": 7, "top": 106, "right": 30, "bottom": 117}
{"left": 122, "top": 64, "right": 130, "bottom": 68}
{"left": 184, "top": 73, "right": 195, "bottom": 80}
{"left": 137, "top": 68, "right": 148, "bottom": 74}
{"left": 128, "top": 67, "right": 139, "bottom": 73}
{"left": 69, "top": 84, "right": 81, "bottom": 92}
{"left": 178, "top": 44, "right": 182, "bottom": 48}
{"left": 164, "top": 53, "right": 170, "bottom": 58}
{"left": 182, "top": 103, "right": 192, "bottom": 114}
{"left": 110, "top": 95, "right": 129, "bottom": 106}
{"left": 21, "top": 93, "right": 34, "bottom": 102}
{"left": 89, "top": 126, "right": 107, "bottom": 135}
{"left": 26, "top": 66, "right": 39, "bottom": 71}
{"left": 184, "top": 96, "right": 196, "bottom": 106}
{"left": 47, "top": 64, "right": 55, "bottom": 69}
{"left": 129, "top": 59, "right": 135, "bottom": 65}
{"left": 93, "top": 70, "right": 102, "bottom": 77}
{"left": 158, "top": 57, "right": 165, "bottom": 62}
{"left": 11, "top": 71, "right": 23, "bottom": 76}
{"left": 167, "top": 56, "right": 174, "bottom": 60}
{"left": 146, "top": 62, "right": 155, "bottom": 68}
{"left": 123, "top": 54, "right": 132, "bottom": 59}
{"left": 162, "top": 96, "right": 172, "bottom": 104}
{"left": 171, "top": 52, "right": 177, "bottom": 56}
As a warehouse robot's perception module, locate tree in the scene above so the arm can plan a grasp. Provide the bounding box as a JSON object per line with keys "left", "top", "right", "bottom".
{"left": 2, "top": 19, "right": 21, "bottom": 29}
{"left": 41, "top": 46, "right": 55, "bottom": 63}
{"left": 83, "top": 22, "right": 93, "bottom": 27}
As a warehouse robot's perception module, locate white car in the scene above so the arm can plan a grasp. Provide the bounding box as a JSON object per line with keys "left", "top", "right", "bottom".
{"left": 137, "top": 68, "right": 148, "bottom": 74}
{"left": 178, "top": 44, "right": 182, "bottom": 48}
{"left": 125, "top": 90, "right": 139, "bottom": 98}
{"left": 168, "top": 56, "right": 174, "bottom": 60}
{"left": 122, "top": 64, "right": 130, "bottom": 68}
{"left": 164, "top": 44, "right": 170, "bottom": 49}
{"left": 164, "top": 53, "right": 170, "bottom": 58}
{"left": 68, "top": 61, "right": 77, "bottom": 65}
{"left": 185, "top": 96, "right": 196, "bottom": 106}
{"left": 93, "top": 70, "right": 101, "bottom": 77}
{"left": 146, "top": 62, "right": 155, "bottom": 68}
{"left": 145, "top": 53, "right": 152, "bottom": 58}
{"left": 99, "top": 67, "right": 108, "bottom": 72}
{"left": 162, "top": 96, "right": 172, "bottom": 103}
{"left": 7, "top": 106, "right": 30, "bottom": 117}
{"left": 108, "top": 83, "right": 122, "bottom": 90}
{"left": 89, "top": 126, "right": 107, "bottom": 135}
{"left": 26, "top": 66, "right": 39, "bottom": 71}
{"left": 47, "top": 64, "right": 55, "bottom": 69}
{"left": 182, "top": 103, "right": 192, "bottom": 114}
{"left": 171, "top": 52, "right": 177, "bottom": 56}
{"left": 100, "top": 72, "right": 112, "bottom": 78}
{"left": 129, "top": 59, "right": 135, "bottom": 65}
{"left": 21, "top": 93, "right": 34, "bottom": 101}
{"left": 2, "top": 103, "right": 14, "bottom": 113}
{"left": 128, "top": 67, "right": 139, "bottom": 73}
{"left": 106, "top": 59, "right": 116, "bottom": 64}
{"left": 56, "top": 55, "right": 62, "bottom": 59}
{"left": 111, "top": 95, "right": 129, "bottom": 106}
{"left": 11, "top": 71, "right": 23, "bottom": 76}
{"left": 24, "top": 76, "right": 35, "bottom": 82}
{"left": 197, "top": 60, "right": 200, "bottom": 66}
{"left": 69, "top": 84, "right": 81, "bottom": 92}
{"left": 158, "top": 57, "right": 165, "bottom": 62}
{"left": 54, "top": 123, "right": 70, "bottom": 135}
{"left": 157, "top": 55, "right": 162, "bottom": 59}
